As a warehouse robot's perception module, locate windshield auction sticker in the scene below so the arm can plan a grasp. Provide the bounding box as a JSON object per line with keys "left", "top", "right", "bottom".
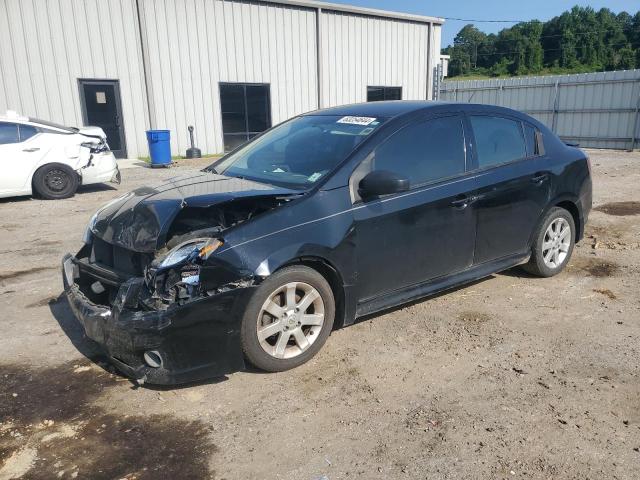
{"left": 337, "top": 116, "right": 377, "bottom": 126}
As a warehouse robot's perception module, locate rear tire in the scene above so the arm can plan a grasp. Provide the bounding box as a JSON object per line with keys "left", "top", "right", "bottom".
{"left": 33, "top": 163, "right": 79, "bottom": 199}
{"left": 522, "top": 207, "right": 575, "bottom": 277}
{"left": 241, "top": 265, "right": 335, "bottom": 372}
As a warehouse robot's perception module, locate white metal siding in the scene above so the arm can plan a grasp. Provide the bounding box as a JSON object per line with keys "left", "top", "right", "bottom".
{"left": 0, "top": 0, "right": 149, "bottom": 157}
{"left": 319, "top": 10, "right": 431, "bottom": 107}
{"left": 138, "top": 0, "right": 319, "bottom": 155}
{"left": 1, "top": 0, "right": 441, "bottom": 158}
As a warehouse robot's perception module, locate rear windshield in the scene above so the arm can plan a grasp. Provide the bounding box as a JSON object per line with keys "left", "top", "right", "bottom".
{"left": 210, "top": 115, "right": 387, "bottom": 189}
{"left": 28, "top": 117, "right": 78, "bottom": 133}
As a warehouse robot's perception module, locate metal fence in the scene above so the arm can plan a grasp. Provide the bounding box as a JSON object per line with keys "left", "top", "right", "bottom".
{"left": 439, "top": 69, "right": 640, "bottom": 150}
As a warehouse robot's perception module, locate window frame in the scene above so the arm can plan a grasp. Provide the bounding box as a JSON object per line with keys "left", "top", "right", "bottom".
{"left": 367, "top": 86, "right": 403, "bottom": 102}
{"left": 219, "top": 82, "right": 272, "bottom": 152}
{"left": 348, "top": 113, "right": 470, "bottom": 203}
{"left": 465, "top": 113, "right": 531, "bottom": 172}
{"left": 522, "top": 121, "right": 545, "bottom": 158}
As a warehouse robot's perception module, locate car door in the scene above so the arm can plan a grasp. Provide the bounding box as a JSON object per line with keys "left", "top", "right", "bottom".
{"left": 352, "top": 114, "right": 477, "bottom": 302}
{"left": 467, "top": 114, "right": 551, "bottom": 264}
{"left": 0, "top": 122, "right": 44, "bottom": 194}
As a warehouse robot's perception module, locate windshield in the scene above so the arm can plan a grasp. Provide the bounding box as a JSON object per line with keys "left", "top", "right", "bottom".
{"left": 210, "top": 115, "right": 387, "bottom": 189}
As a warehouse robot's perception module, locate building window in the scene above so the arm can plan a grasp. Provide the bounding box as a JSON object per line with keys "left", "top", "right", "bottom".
{"left": 367, "top": 86, "right": 402, "bottom": 102}
{"left": 220, "top": 83, "right": 272, "bottom": 152}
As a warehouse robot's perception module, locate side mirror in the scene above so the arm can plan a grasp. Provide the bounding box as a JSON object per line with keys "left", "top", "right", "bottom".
{"left": 358, "top": 170, "right": 410, "bottom": 198}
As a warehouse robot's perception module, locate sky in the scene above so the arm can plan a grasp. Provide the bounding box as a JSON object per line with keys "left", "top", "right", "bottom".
{"left": 326, "top": 0, "right": 640, "bottom": 47}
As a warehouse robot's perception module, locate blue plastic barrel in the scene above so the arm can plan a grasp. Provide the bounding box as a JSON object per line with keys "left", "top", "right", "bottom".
{"left": 146, "top": 130, "right": 171, "bottom": 167}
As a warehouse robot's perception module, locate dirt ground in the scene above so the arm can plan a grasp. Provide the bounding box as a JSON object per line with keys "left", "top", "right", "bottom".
{"left": 1, "top": 150, "right": 639, "bottom": 480}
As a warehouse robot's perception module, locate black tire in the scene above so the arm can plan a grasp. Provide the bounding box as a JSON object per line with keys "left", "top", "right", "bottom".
{"left": 32, "top": 163, "right": 79, "bottom": 199}
{"left": 522, "top": 207, "right": 575, "bottom": 277}
{"left": 241, "top": 265, "right": 335, "bottom": 372}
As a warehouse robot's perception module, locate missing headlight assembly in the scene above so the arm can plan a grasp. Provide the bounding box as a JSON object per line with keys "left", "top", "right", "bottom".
{"left": 145, "top": 238, "right": 227, "bottom": 307}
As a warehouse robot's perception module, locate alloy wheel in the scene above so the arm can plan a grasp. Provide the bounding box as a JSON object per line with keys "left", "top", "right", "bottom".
{"left": 256, "top": 282, "right": 325, "bottom": 359}
{"left": 542, "top": 217, "right": 571, "bottom": 269}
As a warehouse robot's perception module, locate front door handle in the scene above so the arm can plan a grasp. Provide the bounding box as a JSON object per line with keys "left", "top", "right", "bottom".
{"left": 22, "top": 147, "right": 40, "bottom": 152}
{"left": 451, "top": 194, "right": 485, "bottom": 210}
{"left": 451, "top": 195, "right": 471, "bottom": 209}
{"left": 531, "top": 173, "right": 548, "bottom": 184}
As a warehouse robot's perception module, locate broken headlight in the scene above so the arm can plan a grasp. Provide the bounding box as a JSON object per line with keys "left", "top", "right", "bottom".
{"left": 159, "top": 238, "right": 223, "bottom": 269}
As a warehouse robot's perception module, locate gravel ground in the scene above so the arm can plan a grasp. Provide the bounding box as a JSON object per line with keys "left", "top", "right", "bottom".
{"left": 1, "top": 150, "right": 639, "bottom": 480}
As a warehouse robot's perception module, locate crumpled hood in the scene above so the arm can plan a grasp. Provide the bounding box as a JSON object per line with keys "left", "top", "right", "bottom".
{"left": 89, "top": 171, "right": 298, "bottom": 252}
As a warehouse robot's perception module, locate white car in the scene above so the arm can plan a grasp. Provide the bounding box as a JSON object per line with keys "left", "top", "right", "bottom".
{"left": 0, "top": 111, "right": 120, "bottom": 199}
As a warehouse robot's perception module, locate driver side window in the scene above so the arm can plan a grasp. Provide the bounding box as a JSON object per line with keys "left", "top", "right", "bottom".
{"left": 373, "top": 116, "right": 466, "bottom": 187}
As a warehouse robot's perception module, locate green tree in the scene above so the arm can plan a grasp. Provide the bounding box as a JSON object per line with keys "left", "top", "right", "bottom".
{"left": 443, "top": 5, "right": 640, "bottom": 78}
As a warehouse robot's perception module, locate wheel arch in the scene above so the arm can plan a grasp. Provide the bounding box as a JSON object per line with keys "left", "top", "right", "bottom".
{"left": 554, "top": 199, "right": 581, "bottom": 242}
{"left": 527, "top": 195, "right": 582, "bottom": 252}
{"left": 279, "top": 255, "right": 347, "bottom": 330}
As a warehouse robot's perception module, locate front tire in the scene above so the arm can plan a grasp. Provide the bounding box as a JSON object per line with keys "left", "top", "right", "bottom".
{"left": 241, "top": 265, "right": 335, "bottom": 372}
{"left": 33, "top": 163, "right": 79, "bottom": 199}
{"left": 522, "top": 207, "right": 575, "bottom": 277}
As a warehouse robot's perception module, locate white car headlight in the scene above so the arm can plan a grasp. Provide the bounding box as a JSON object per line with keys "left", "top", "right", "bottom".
{"left": 159, "top": 238, "right": 223, "bottom": 269}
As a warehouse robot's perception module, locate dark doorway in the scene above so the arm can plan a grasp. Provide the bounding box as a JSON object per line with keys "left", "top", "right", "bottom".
{"left": 367, "top": 86, "right": 402, "bottom": 102}
{"left": 220, "top": 83, "right": 271, "bottom": 152}
{"left": 79, "top": 79, "right": 127, "bottom": 158}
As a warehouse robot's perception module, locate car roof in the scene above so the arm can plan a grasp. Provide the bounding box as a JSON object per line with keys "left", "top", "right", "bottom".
{"left": 305, "top": 101, "right": 453, "bottom": 118}
{"left": 307, "top": 100, "right": 532, "bottom": 119}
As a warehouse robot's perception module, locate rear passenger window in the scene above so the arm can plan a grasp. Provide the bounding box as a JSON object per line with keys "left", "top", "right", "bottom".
{"left": 470, "top": 116, "right": 526, "bottom": 168}
{"left": 374, "top": 116, "right": 466, "bottom": 186}
{"left": 523, "top": 123, "right": 540, "bottom": 157}
{"left": 0, "top": 122, "right": 19, "bottom": 145}
{"left": 18, "top": 124, "right": 38, "bottom": 142}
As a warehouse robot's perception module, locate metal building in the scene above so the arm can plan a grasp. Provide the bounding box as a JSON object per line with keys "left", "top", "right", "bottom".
{"left": 0, "top": 0, "right": 443, "bottom": 158}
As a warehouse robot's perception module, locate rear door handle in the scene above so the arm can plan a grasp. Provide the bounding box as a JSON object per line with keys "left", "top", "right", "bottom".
{"left": 531, "top": 173, "right": 548, "bottom": 184}
{"left": 22, "top": 147, "right": 40, "bottom": 152}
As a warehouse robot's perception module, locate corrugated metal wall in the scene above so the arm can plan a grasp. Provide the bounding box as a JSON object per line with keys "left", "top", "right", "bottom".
{"left": 440, "top": 70, "right": 640, "bottom": 150}
{"left": 0, "top": 0, "right": 441, "bottom": 158}
{"left": 139, "top": 0, "right": 319, "bottom": 156}
{"left": 0, "top": 0, "right": 149, "bottom": 157}
{"left": 319, "top": 10, "right": 431, "bottom": 107}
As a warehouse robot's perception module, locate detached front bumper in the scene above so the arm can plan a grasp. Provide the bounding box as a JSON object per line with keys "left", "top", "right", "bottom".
{"left": 62, "top": 254, "right": 254, "bottom": 385}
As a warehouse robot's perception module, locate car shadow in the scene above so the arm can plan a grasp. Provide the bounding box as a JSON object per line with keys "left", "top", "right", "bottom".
{"left": 0, "top": 183, "right": 118, "bottom": 204}
{"left": 497, "top": 266, "right": 537, "bottom": 279}
{"left": 0, "top": 195, "right": 34, "bottom": 205}
{"left": 76, "top": 183, "right": 119, "bottom": 194}
{"left": 49, "top": 292, "right": 230, "bottom": 390}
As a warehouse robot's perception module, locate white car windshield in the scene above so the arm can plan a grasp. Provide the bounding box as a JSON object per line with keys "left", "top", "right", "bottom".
{"left": 210, "top": 115, "right": 387, "bottom": 189}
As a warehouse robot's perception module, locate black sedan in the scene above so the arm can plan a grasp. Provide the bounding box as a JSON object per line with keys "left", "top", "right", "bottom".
{"left": 62, "top": 101, "right": 592, "bottom": 385}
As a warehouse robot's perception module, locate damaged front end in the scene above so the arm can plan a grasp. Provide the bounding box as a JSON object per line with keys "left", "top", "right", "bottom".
{"left": 62, "top": 174, "right": 298, "bottom": 385}
{"left": 62, "top": 240, "right": 256, "bottom": 385}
